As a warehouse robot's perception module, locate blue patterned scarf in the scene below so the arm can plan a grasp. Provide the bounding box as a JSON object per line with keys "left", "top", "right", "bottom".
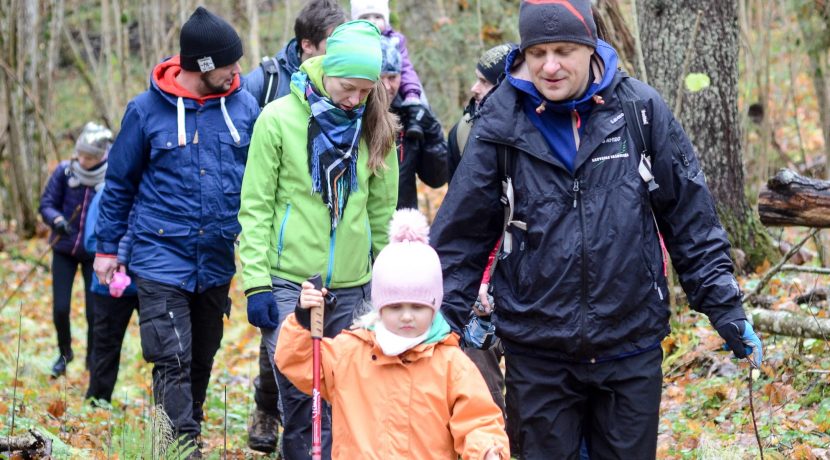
{"left": 294, "top": 71, "right": 364, "bottom": 229}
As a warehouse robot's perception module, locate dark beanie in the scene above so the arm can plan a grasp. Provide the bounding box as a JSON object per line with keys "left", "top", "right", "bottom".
{"left": 519, "top": 0, "right": 597, "bottom": 51}
{"left": 476, "top": 43, "right": 516, "bottom": 85}
{"left": 180, "top": 6, "right": 243, "bottom": 72}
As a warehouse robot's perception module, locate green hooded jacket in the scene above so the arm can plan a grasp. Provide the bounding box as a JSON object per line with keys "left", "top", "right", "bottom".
{"left": 238, "top": 56, "right": 399, "bottom": 293}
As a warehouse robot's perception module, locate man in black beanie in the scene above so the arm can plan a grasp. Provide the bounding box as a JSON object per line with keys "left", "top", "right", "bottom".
{"left": 431, "top": 0, "right": 762, "bottom": 458}
{"left": 447, "top": 43, "right": 515, "bottom": 179}
{"left": 94, "top": 6, "right": 259, "bottom": 456}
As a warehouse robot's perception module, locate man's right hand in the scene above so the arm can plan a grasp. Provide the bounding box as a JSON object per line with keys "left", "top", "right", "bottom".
{"left": 473, "top": 283, "right": 494, "bottom": 317}
{"left": 247, "top": 291, "right": 280, "bottom": 329}
{"left": 94, "top": 254, "right": 119, "bottom": 285}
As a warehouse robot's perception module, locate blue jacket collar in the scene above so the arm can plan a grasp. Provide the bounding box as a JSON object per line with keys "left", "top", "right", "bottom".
{"left": 506, "top": 39, "right": 619, "bottom": 114}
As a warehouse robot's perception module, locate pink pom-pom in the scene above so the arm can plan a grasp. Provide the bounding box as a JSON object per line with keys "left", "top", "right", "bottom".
{"left": 388, "top": 208, "right": 429, "bottom": 244}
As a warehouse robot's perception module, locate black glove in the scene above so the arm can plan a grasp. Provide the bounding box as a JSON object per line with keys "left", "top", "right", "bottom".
{"left": 716, "top": 319, "right": 763, "bottom": 367}
{"left": 403, "top": 103, "right": 427, "bottom": 141}
{"left": 53, "top": 216, "right": 71, "bottom": 236}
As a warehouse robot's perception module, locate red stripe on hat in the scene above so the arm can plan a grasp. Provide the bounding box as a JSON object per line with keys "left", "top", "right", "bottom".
{"left": 523, "top": 0, "right": 594, "bottom": 39}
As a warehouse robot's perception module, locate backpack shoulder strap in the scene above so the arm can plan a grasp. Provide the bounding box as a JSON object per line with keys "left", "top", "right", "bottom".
{"left": 616, "top": 77, "right": 658, "bottom": 192}
{"left": 259, "top": 57, "right": 281, "bottom": 108}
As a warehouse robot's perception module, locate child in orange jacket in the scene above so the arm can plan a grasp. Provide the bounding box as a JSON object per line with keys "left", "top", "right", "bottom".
{"left": 276, "top": 209, "right": 508, "bottom": 460}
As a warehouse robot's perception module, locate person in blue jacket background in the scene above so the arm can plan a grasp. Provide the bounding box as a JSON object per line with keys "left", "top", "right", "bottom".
{"left": 39, "top": 122, "right": 111, "bottom": 377}
{"left": 93, "top": 6, "right": 259, "bottom": 451}
{"left": 83, "top": 183, "right": 139, "bottom": 404}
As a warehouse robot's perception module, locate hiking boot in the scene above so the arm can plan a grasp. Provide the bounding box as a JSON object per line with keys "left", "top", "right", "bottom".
{"left": 248, "top": 408, "right": 279, "bottom": 453}
{"left": 51, "top": 351, "right": 74, "bottom": 378}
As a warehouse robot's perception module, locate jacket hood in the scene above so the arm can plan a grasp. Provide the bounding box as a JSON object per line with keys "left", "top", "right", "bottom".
{"left": 152, "top": 55, "right": 241, "bottom": 106}
{"left": 278, "top": 38, "right": 302, "bottom": 76}
{"left": 151, "top": 55, "right": 245, "bottom": 147}
{"left": 506, "top": 39, "right": 618, "bottom": 114}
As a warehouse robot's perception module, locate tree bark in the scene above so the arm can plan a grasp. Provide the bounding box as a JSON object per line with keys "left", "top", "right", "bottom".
{"left": 749, "top": 308, "right": 830, "bottom": 341}
{"left": 638, "top": 0, "right": 775, "bottom": 270}
{"left": 758, "top": 169, "right": 830, "bottom": 227}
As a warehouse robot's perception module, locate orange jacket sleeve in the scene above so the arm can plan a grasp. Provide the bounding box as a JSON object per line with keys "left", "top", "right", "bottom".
{"left": 447, "top": 348, "right": 510, "bottom": 460}
{"left": 274, "top": 313, "right": 336, "bottom": 401}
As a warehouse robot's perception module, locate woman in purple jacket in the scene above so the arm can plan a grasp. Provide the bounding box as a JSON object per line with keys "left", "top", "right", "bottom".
{"left": 39, "top": 122, "right": 111, "bottom": 377}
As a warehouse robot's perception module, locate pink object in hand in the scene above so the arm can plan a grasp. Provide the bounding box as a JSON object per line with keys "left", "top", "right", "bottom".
{"left": 109, "top": 271, "right": 131, "bottom": 298}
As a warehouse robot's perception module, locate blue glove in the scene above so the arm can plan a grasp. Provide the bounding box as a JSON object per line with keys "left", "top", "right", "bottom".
{"left": 246, "top": 291, "right": 280, "bottom": 329}
{"left": 462, "top": 313, "right": 497, "bottom": 350}
{"left": 716, "top": 320, "right": 763, "bottom": 368}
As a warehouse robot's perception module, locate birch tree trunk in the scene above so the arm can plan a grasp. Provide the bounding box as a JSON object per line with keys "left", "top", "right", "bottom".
{"left": 638, "top": 0, "right": 775, "bottom": 270}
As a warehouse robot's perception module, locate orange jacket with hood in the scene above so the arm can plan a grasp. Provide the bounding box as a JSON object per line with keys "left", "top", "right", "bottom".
{"left": 275, "top": 312, "right": 510, "bottom": 460}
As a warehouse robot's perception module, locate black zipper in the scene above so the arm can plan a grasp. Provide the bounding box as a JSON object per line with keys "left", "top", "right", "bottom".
{"left": 574, "top": 177, "right": 592, "bottom": 362}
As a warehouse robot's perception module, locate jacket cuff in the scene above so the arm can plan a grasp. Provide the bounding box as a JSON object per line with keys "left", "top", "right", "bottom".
{"left": 95, "top": 252, "right": 117, "bottom": 259}
{"left": 709, "top": 305, "right": 748, "bottom": 329}
{"left": 245, "top": 286, "right": 272, "bottom": 297}
{"left": 98, "top": 241, "right": 119, "bottom": 255}
{"left": 243, "top": 276, "right": 274, "bottom": 293}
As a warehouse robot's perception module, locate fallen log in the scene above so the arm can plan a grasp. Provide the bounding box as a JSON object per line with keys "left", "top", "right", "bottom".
{"left": 0, "top": 429, "right": 52, "bottom": 456}
{"left": 758, "top": 169, "right": 830, "bottom": 227}
{"left": 749, "top": 308, "right": 830, "bottom": 340}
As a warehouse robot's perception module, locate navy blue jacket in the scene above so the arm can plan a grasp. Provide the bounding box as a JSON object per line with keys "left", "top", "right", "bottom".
{"left": 242, "top": 38, "right": 300, "bottom": 107}
{"left": 39, "top": 160, "right": 98, "bottom": 259}
{"left": 431, "top": 42, "right": 746, "bottom": 362}
{"left": 96, "top": 59, "right": 260, "bottom": 292}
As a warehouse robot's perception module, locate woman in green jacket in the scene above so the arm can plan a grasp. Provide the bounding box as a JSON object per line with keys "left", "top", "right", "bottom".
{"left": 238, "top": 20, "right": 398, "bottom": 459}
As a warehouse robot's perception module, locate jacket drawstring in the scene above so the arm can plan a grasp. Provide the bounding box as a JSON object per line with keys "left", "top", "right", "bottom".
{"left": 221, "top": 96, "right": 241, "bottom": 144}
{"left": 572, "top": 109, "right": 581, "bottom": 129}
{"left": 177, "top": 97, "right": 186, "bottom": 146}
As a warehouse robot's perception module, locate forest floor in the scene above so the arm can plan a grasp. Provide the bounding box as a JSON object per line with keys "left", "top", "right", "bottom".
{"left": 0, "top": 230, "right": 828, "bottom": 459}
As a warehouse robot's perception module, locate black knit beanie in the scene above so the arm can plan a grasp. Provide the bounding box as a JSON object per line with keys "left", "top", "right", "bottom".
{"left": 476, "top": 43, "right": 516, "bottom": 85}
{"left": 519, "top": 0, "right": 597, "bottom": 51}
{"left": 180, "top": 6, "right": 243, "bottom": 72}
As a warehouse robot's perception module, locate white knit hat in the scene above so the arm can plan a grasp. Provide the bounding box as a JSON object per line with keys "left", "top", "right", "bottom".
{"left": 350, "top": 0, "right": 390, "bottom": 28}
{"left": 371, "top": 209, "right": 443, "bottom": 312}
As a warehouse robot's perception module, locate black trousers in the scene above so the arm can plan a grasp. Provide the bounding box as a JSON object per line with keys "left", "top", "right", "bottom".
{"left": 505, "top": 346, "right": 663, "bottom": 460}
{"left": 136, "top": 278, "right": 230, "bottom": 440}
{"left": 463, "top": 342, "right": 526, "bottom": 456}
{"left": 253, "top": 336, "right": 281, "bottom": 418}
{"left": 51, "top": 251, "right": 93, "bottom": 362}
{"left": 86, "top": 293, "right": 140, "bottom": 402}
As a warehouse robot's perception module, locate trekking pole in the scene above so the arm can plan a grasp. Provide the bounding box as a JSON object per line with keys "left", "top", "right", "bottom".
{"left": 0, "top": 205, "right": 82, "bottom": 312}
{"left": 308, "top": 273, "right": 325, "bottom": 460}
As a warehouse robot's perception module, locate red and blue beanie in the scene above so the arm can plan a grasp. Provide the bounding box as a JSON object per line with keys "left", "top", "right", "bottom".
{"left": 519, "top": 0, "right": 597, "bottom": 51}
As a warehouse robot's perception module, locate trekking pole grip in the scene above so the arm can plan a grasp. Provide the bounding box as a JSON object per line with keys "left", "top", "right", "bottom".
{"left": 308, "top": 274, "right": 324, "bottom": 339}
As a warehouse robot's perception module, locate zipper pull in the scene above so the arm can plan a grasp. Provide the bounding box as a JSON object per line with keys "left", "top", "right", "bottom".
{"left": 573, "top": 179, "right": 580, "bottom": 208}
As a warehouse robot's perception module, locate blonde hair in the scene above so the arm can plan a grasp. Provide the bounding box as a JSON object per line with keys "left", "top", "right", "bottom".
{"left": 361, "top": 79, "right": 399, "bottom": 174}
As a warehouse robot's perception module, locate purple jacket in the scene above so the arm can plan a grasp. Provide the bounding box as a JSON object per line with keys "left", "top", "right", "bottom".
{"left": 39, "top": 160, "right": 96, "bottom": 259}
{"left": 383, "top": 28, "right": 422, "bottom": 99}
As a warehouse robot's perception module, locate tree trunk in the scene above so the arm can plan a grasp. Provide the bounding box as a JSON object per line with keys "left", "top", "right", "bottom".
{"left": 637, "top": 0, "right": 776, "bottom": 270}
{"left": 594, "top": 0, "right": 640, "bottom": 77}
{"left": 758, "top": 169, "right": 830, "bottom": 227}
{"left": 749, "top": 308, "right": 830, "bottom": 341}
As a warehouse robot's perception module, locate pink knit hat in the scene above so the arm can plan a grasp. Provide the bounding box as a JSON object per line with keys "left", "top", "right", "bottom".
{"left": 371, "top": 209, "right": 443, "bottom": 311}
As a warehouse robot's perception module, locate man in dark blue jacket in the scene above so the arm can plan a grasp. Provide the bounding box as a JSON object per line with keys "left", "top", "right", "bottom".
{"left": 429, "top": 1, "right": 762, "bottom": 458}
{"left": 240, "top": 0, "right": 345, "bottom": 453}
{"left": 94, "top": 7, "right": 259, "bottom": 452}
